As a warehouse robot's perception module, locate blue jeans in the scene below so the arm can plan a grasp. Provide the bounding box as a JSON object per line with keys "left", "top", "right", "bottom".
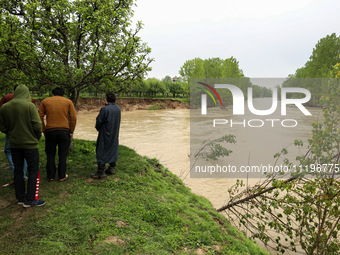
{"left": 11, "top": 148, "right": 40, "bottom": 202}
{"left": 5, "top": 135, "right": 27, "bottom": 177}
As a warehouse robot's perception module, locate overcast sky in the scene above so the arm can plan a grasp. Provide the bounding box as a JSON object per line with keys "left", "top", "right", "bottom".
{"left": 132, "top": 0, "right": 340, "bottom": 80}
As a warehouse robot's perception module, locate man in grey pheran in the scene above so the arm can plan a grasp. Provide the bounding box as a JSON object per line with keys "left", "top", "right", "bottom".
{"left": 91, "top": 92, "right": 121, "bottom": 179}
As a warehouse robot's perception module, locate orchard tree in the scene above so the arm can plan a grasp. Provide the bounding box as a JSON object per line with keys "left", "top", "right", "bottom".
{"left": 0, "top": 0, "right": 153, "bottom": 105}
{"left": 130, "top": 80, "right": 147, "bottom": 97}
{"left": 283, "top": 34, "right": 340, "bottom": 106}
{"left": 167, "top": 81, "right": 183, "bottom": 98}
{"left": 180, "top": 57, "right": 247, "bottom": 105}
{"left": 179, "top": 57, "right": 205, "bottom": 82}
{"left": 162, "top": 75, "right": 172, "bottom": 84}
{"left": 162, "top": 75, "right": 184, "bottom": 98}
{"left": 295, "top": 33, "right": 340, "bottom": 78}
{"left": 144, "top": 77, "right": 166, "bottom": 97}
{"left": 181, "top": 57, "right": 256, "bottom": 108}
{"left": 179, "top": 57, "right": 244, "bottom": 83}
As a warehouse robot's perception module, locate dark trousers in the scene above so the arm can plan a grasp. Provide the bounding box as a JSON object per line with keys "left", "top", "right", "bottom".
{"left": 45, "top": 130, "right": 70, "bottom": 179}
{"left": 11, "top": 148, "right": 40, "bottom": 202}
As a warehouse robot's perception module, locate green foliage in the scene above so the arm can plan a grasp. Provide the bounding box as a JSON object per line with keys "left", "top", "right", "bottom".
{"left": 283, "top": 33, "right": 340, "bottom": 106}
{"left": 128, "top": 76, "right": 188, "bottom": 98}
{"left": 251, "top": 84, "right": 272, "bottom": 98}
{"left": 163, "top": 76, "right": 187, "bottom": 98}
{"left": 179, "top": 57, "right": 244, "bottom": 83}
{"left": 190, "top": 77, "right": 261, "bottom": 109}
{"left": 145, "top": 78, "right": 167, "bottom": 96}
{"left": 180, "top": 57, "right": 272, "bottom": 109}
{"left": 0, "top": 0, "right": 153, "bottom": 104}
{"left": 295, "top": 33, "right": 340, "bottom": 78}
{"left": 224, "top": 76, "right": 340, "bottom": 255}
{"left": 194, "top": 135, "right": 236, "bottom": 161}
{"left": 147, "top": 103, "right": 166, "bottom": 110}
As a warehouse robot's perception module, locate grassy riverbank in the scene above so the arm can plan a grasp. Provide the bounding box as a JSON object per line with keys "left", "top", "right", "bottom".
{"left": 0, "top": 134, "right": 267, "bottom": 255}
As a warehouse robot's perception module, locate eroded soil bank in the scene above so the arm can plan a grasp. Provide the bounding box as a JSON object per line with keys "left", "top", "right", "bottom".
{"left": 35, "top": 97, "right": 189, "bottom": 112}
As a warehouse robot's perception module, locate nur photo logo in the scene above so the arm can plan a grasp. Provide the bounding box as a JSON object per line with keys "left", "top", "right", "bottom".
{"left": 196, "top": 79, "right": 312, "bottom": 128}
{"left": 190, "top": 78, "right": 321, "bottom": 179}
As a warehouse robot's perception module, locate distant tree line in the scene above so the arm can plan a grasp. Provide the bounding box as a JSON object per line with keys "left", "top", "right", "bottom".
{"left": 127, "top": 76, "right": 188, "bottom": 98}
{"left": 0, "top": 76, "right": 188, "bottom": 99}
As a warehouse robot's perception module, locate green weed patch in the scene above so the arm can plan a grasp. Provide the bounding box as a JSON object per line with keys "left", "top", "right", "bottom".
{"left": 147, "top": 103, "right": 166, "bottom": 110}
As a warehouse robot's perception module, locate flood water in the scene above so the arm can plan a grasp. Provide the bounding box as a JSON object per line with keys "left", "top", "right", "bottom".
{"left": 74, "top": 99, "right": 323, "bottom": 211}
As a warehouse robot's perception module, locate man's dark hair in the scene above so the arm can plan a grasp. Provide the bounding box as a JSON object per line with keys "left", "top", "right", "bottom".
{"left": 106, "top": 92, "right": 116, "bottom": 103}
{"left": 52, "top": 87, "right": 64, "bottom": 96}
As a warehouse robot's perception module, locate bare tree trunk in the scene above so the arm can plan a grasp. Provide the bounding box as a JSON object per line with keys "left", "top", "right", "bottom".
{"left": 68, "top": 88, "right": 79, "bottom": 108}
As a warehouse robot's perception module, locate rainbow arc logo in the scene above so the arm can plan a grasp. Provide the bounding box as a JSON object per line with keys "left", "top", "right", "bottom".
{"left": 196, "top": 82, "right": 223, "bottom": 106}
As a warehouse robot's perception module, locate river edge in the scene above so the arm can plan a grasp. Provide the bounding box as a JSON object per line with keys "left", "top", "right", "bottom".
{"left": 48, "top": 99, "right": 286, "bottom": 254}
{"left": 34, "top": 97, "right": 190, "bottom": 112}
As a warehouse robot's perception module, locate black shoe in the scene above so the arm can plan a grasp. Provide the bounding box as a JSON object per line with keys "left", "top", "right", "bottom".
{"left": 23, "top": 200, "right": 46, "bottom": 208}
{"left": 90, "top": 171, "right": 107, "bottom": 179}
{"left": 105, "top": 167, "right": 115, "bottom": 175}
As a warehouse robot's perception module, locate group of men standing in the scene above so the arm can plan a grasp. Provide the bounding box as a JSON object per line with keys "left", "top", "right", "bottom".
{"left": 0, "top": 85, "right": 121, "bottom": 208}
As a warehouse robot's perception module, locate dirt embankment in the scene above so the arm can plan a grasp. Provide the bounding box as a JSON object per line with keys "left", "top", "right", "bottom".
{"left": 77, "top": 98, "right": 189, "bottom": 111}
{"left": 35, "top": 98, "right": 189, "bottom": 112}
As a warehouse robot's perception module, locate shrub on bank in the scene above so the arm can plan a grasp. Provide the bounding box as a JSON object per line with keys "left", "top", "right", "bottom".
{"left": 147, "top": 103, "right": 166, "bottom": 110}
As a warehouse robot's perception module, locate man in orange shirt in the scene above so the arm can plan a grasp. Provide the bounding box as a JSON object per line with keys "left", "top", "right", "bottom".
{"left": 38, "top": 87, "right": 77, "bottom": 182}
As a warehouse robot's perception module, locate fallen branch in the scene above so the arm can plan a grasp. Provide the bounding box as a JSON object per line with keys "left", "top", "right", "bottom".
{"left": 217, "top": 174, "right": 301, "bottom": 212}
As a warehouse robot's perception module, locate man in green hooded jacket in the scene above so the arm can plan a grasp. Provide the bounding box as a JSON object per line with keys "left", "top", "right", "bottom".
{"left": 0, "top": 85, "right": 45, "bottom": 207}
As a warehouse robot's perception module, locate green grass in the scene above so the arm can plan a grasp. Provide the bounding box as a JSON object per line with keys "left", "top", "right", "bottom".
{"left": 0, "top": 133, "right": 267, "bottom": 255}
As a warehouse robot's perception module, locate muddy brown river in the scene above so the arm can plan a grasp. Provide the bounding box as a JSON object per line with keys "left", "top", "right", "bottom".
{"left": 74, "top": 99, "right": 324, "bottom": 255}
{"left": 74, "top": 99, "right": 323, "bottom": 210}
